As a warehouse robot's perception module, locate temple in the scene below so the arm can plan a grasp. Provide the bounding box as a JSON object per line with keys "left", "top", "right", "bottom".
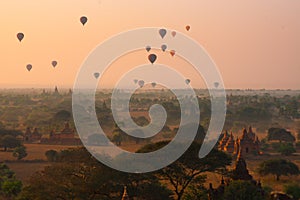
{"left": 208, "top": 149, "right": 264, "bottom": 200}
{"left": 41, "top": 122, "right": 81, "bottom": 145}
{"left": 219, "top": 126, "right": 260, "bottom": 156}
{"left": 24, "top": 122, "right": 81, "bottom": 145}
{"left": 24, "top": 127, "right": 42, "bottom": 143}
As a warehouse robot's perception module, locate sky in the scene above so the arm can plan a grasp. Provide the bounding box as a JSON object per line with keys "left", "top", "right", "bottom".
{"left": 0, "top": 0, "right": 299, "bottom": 89}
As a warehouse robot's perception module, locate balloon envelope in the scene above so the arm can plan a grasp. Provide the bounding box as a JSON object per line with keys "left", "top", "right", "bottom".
{"left": 94, "top": 72, "right": 100, "bottom": 79}
{"left": 145, "top": 45, "right": 151, "bottom": 52}
{"left": 171, "top": 31, "right": 176, "bottom": 37}
{"left": 80, "top": 16, "right": 88, "bottom": 26}
{"left": 148, "top": 54, "right": 157, "bottom": 64}
{"left": 161, "top": 44, "right": 167, "bottom": 52}
{"left": 17, "top": 33, "right": 24, "bottom": 42}
{"left": 186, "top": 25, "right": 191, "bottom": 31}
{"left": 52, "top": 61, "right": 58, "bottom": 68}
{"left": 170, "top": 50, "right": 176, "bottom": 57}
{"left": 26, "top": 64, "right": 32, "bottom": 72}
{"left": 214, "top": 82, "right": 219, "bottom": 88}
{"left": 185, "top": 79, "right": 191, "bottom": 85}
{"left": 151, "top": 82, "right": 157, "bottom": 88}
{"left": 159, "top": 29, "right": 167, "bottom": 39}
{"left": 138, "top": 80, "right": 145, "bottom": 88}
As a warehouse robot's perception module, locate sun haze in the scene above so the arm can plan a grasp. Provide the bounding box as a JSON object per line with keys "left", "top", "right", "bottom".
{"left": 0, "top": 0, "right": 299, "bottom": 89}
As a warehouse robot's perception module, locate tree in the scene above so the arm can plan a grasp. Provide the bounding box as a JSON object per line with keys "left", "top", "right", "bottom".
{"left": 277, "top": 143, "right": 296, "bottom": 156}
{"left": 0, "top": 135, "right": 21, "bottom": 151}
{"left": 13, "top": 145, "right": 27, "bottom": 160}
{"left": 134, "top": 116, "right": 149, "bottom": 127}
{"left": 53, "top": 110, "right": 71, "bottom": 121}
{"left": 223, "top": 180, "right": 265, "bottom": 200}
{"left": 19, "top": 148, "right": 172, "bottom": 200}
{"left": 45, "top": 150, "right": 58, "bottom": 162}
{"left": 0, "top": 163, "right": 22, "bottom": 198}
{"left": 284, "top": 183, "right": 300, "bottom": 200}
{"left": 182, "top": 175, "right": 208, "bottom": 200}
{"left": 267, "top": 128, "right": 295, "bottom": 143}
{"left": 137, "top": 141, "right": 232, "bottom": 200}
{"left": 257, "top": 159, "right": 299, "bottom": 181}
{"left": 111, "top": 125, "right": 125, "bottom": 146}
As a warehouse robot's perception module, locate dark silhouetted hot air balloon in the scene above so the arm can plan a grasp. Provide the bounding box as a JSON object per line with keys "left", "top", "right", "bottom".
{"left": 151, "top": 82, "right": 156, "bottom": 88}
{"left": 145, "top": 45, "right": 151, "bottom": 52}
{"left": 185, "top": 79, "right": 191, "bottom": 85}
{"left": 80, "top": 16, "right": 88, "bottom": 26}
{"left": 17, "top": 33, "right": 24, "bottom": 42}
{"left": 171, "top": 31, "right": 176, "bottom": 37}
{"left": 138, "top": 80, "right": 145, "bottom": 88}
{"left": 134, "top": 79, "right": 138, "bottom": 84}
{"left": 214, "top": 82, "right": 219, "bottom": 88}
{"left": 26, "top": 64, "right": 32, "bottom": 72}
{"left": 52, "top": 61, "right": 58, "bottom": 68}
{"left": 161, "top": 44, "right": 167, "bottom": 52}
{"left": 159, "top": 29, "right": 167, "bottom": 39}
{"left": 94, "top": 72, "right": 100, "bottom": 79}
{"left": 148, "top": 54, "right": 157, "bottom": 64}
{"left": 186, "top": 25, "right": 191, "bottom": 31}
{"left": 170, "top": 50, "right": 176, "bottom": 57}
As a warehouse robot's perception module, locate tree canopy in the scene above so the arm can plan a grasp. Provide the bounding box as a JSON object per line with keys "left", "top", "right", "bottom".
{"left": 257, "top": 159, "right": 299, "bottom": 181}
{"left": 137, "top": 141, "right": 232, "bottom": 200}
{"left": 267, "top": 128, "right": 295, "bottom": 142}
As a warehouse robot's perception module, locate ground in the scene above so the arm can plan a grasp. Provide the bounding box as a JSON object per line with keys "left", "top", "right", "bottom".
{"left": 0, "top": 143, "right": 299, "bottom": 191}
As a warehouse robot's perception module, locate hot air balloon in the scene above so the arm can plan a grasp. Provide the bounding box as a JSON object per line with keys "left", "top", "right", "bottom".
{"left": 161, "top": 44, "right": 167, "bottom": 52}
{"left": 148, "top": 54, "right": 157, "bottom": 64}
{"left": 52, "top": 61, "right": 58, "bottom": 68}
{"left": 214, "top": 82, "right": 219, "bottom": 88}
{"left": 170, "top": 50, "right": 176, "bottom": 57}
{"left": 134, "top": 79, "right": 138, "bottom": 84}
{"left": 94, "top": 72, "right": 100, "bottom": 79}
{"left": 171, "top": 31, "right": 176, "bottom": 37}
{"left": 17, "top": 33, "right": 24, "bottom": 42}
{"left": 26, "top": 64, "right": 32, "bottom": 72}
{"left": 138, "top": 80, "right": 145, "bottom": 88}
{"left": 186, "top": 25, "right": 191, "bottom": 31}
{"left": 151, "top": 82, "right": 157, "bottom": 88}
{"left": 185, "top": 79, "right": 191, "bottom": 85}
{"left": 145, "top": 45, "right": 151, "bottom": 52}
{"left": 159, "top": 29, "right": 167, "bottom": 39}
{"left": 80, "top": 16, "right": 88, "bottom": 26}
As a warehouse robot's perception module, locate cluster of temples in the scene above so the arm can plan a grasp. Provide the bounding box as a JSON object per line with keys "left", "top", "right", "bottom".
{"left": 24, "top": 122, "right": 81, "bottom": 145}
{"left": 218, "top": 126, "right": 261, "bottom": 156}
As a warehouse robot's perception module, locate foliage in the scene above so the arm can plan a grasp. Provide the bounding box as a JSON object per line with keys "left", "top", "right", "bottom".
{"left": 18, "top": 148, "right": 172, "bottom": 200}
{"left": 13, "top": 145, "right": 28, "bottom": 160}
{"left": 257, "top": 159, "right": 299, "bottom": 181}
{"left": 277, "top": 143, "right": 296, "bottom": 156}
{"left": 223, "top": 180, "right": 265, "bottom": 200}
{"left": 0, "top": 128, "right": 23, "bottom": 138}
{"left": 0, "top": 135, "right": 21, "bottom": 151}
{"left": 45, "top": 150, "right": 58, "bottom": 162}
{"left": 53, "top": 110, "right": 71, "bottom": 121}
{"left": 267, "top": 128, "right": 295, "bottom": 142}
{"left": 182, "top": 176, "right": 208, "bottom": 200}
{"left": 284, "top": 183, "right": 300, "bottom": 200}
{"left": 0, "top": 163, "right": 22, "bottom": 198}
{"left": 138, "top": 141, "right": 232, "bottom": 200}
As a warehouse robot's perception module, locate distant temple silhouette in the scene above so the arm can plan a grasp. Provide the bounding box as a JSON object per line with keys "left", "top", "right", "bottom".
{"left": 208, "top": 148, "right": 263, "bottom": 199}
{"left": 24, "top": 122, "right": 81, "bottom": 145}
{"left": 218, "top": 126, "right": 260, "bottom": 156}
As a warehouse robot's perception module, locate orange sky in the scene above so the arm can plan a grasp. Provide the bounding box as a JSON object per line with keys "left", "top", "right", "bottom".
{"left": 0, "top": 0, "right": 299, "bottom": 89}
